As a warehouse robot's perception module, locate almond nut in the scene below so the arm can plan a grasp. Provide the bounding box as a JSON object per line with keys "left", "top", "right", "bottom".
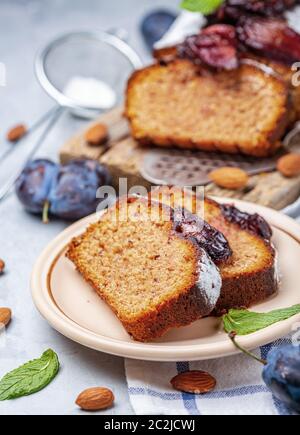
{"left": 171, "top": 370, "right": 216, "bottom": 394}
{"left": 7, "top": 124, "right": 27, "bottom": 142}
{"left": 209, "top": 167, "right": 249, "bottom": 190}
{"left": 0, "top": 308, "right": 12, "bottom": 327}
{"left": 0, "top": 259, "right": 5, "bottom": 275}
{"left": 277, "top": 153, "right": 300, "bottom": 178}
{"left": 85, "top": 123, "right": 108, "bottom": 146}
{"left": 76, "top": 387, "right": 114, "bottom": 411}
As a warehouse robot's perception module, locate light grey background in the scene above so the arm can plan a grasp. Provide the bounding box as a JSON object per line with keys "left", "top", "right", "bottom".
{"left": 0, "top": 0, "right": 177, "bottom": 415}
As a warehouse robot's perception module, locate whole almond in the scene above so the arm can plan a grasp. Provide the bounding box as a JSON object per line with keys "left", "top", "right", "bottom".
{"left": 85, "top": 123, "right": 108, "bottom": 146}
{"left": 76, "top": 387, "right": 114, "bottom": 411}
{"left": 0, "top": 308, "right": 12, "bottom": 327}
{"left": 209, "top": 167, "right": 249, "bottom": 190}
{"left": 277, "top": 153, "right": 300, "bottom": 178}
{"left": 171, "top": 370, "right": 216, "bottom": 394}
{"left": 0, "top": 259, "right": 5, "bottom": 275}
{"left": 7, "top": 124, "right": 27, "bottom": 142}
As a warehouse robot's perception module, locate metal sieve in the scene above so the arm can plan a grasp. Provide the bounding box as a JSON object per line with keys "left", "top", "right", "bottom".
{"left": 35, "top": 30, "right": 143, "bottom": 117}
{"left": 0, "top": 30, "right": 143, "bottom": 202}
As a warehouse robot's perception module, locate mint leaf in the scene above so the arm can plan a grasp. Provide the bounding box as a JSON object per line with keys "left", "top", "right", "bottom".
{"left": 223, "top": 305, "right": 300, "bottom": 336}
{"left": 180, "top": 0, "right": 224, "bottom": 15}
{"left": 0, "top": 349, "right": 59, "bottom": 400}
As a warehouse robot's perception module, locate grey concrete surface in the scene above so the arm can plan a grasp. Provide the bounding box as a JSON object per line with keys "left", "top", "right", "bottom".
{"left": 0, "top": 0, "right": 177, "bottom": 415}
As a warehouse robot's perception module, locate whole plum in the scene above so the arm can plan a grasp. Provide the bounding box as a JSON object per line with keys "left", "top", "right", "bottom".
{"left": 15, "top": 159, "right": 58, "bottom": 214}
{"left": 263, "top": 345, "right": 300, "bottom": 413}
{"left": 48, "top": 159, "right": 111, "bottom": 220}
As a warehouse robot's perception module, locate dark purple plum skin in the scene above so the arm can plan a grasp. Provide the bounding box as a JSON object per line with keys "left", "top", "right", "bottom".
{"left": 15, "top": 159, "right": 58, "bottom": 214}
{"left": 221, "top": 203, "right": 272, "bottom": 240}
{"left": 48, "top": 159, "right": 111, "bottom": 220}
{"left": 263, "top": 345, "right": 300, "bottom": 413}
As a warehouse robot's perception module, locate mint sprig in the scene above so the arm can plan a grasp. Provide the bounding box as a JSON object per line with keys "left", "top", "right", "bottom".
{"left": 0, "top": 349, "right": 59, "bottom": 401}
{"left": 181, "top": 0, "right": 224, "bottom": 15}
{"left": 223, "top": 305, "right": 300, "bottom": 336}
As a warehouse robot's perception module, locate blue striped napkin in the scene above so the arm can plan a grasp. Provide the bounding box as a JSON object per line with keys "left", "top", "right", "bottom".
{"left": 125, "top": 337, "right": 294, "bottom": 415}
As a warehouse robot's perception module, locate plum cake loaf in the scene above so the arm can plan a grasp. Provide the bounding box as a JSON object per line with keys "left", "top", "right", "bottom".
{"left": 125, "top": 59, "right": 289, "bottom": 157}
{"left": 66, "top": 196, "right": 222, "bottom": 342}
{"left": 151, "top": 187, "right": 278, "bottom": 314}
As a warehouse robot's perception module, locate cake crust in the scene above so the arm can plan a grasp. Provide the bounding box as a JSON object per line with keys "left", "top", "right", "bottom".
{"left": 67, "top": 197, "right": 221, "bottom": 341}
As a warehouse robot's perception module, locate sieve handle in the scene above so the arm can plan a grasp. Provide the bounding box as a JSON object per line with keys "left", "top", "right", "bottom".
{"left": 107, "top": 27, "right": 129, "bottom": 42}
{"left": 0, "top": 106, "right": 64, "bottom": 203}
{"left": 0, "top": 106, "right": 59, "bottom": 164}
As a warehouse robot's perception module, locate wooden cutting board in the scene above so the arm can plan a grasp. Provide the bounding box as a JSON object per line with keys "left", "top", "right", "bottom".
{"left": 59, "top": 107, "right": 300, "bottom": 210}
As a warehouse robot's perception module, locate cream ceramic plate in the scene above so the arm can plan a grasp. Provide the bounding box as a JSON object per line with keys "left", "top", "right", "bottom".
{"left": 31, "top": 198, "right": 300, "bottom": 361}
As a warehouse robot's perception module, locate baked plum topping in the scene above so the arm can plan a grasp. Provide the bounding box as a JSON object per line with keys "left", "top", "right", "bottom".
{"left": 227, "top": 0, "right": 298, "bottom": 16}
{"left": 206, "top": 1, "right": 300, "bottom": 63}
{"left": 221, "top": 204, "right": 272, "bottom": 240}
{"left": 173, "top": 208, "right": 233, "bottom": 264}
{"left": 237, "top": 16, "right": 300, "bottom": 63}
{"left": 178, "top": 24, "right": 239, "bottom": 70}
{"left": 232, "top": 0, "right": 298, "bottom": 15}
{"left": 180, "top": 3, "right": 300, "bottom": 69}
{"left": 209, "top": 0, "right": 299, "bottom": 24}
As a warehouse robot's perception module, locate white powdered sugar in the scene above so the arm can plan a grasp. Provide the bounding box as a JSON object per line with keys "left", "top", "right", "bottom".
{"left": 63, "top": 76, "right": 116, "bottom": 109}
{"left": 286, "top": 5, "right": 300, "bottom": 33}
{"left": 195, "top": 247, "right": 222, "bottom": 311}
{"left": 272, "top": 244, "right": 281, "bottom": 286}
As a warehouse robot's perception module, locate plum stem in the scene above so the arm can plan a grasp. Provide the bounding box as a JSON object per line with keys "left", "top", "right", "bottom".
{"left": 229, "top": 332, "right": 267, "bottom": 365}
{"left": 42, "top": 201, "right": 50, "bottom": 224}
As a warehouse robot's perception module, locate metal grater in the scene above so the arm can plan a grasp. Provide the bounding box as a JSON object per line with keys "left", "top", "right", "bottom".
{"left": 140, "top": 148, "right": 287, "bottom": 187}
